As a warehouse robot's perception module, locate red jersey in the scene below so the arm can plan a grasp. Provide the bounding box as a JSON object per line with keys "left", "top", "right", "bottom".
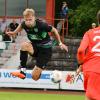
{"left": 77, "top": 26, "right": 100, "bottom": 73}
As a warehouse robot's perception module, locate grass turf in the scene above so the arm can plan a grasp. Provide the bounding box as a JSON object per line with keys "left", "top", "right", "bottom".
{"left": 0, "top": 92, "right": 84, "bottom": 100}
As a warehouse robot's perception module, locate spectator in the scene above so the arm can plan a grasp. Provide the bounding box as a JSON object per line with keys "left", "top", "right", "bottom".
{"left": 0, "top": 18, "right": 11, "bottom": 41}
{"left": 60, "top": 1, "right": 68, "bottom": 19}
{"left": 91, "top": 23, "right": 96, "bottom": 29}
{"left": 8, "top": 19, "right": 19, "bottom": 42}
{"left": 57, "top": 1, "right": 68, "bottom": 34}
{"left": 0, "top": 18, "right": 7, "bottom": 34}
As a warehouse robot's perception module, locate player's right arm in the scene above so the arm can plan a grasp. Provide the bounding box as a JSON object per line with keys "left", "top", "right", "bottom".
{"left": 6, "top": 24, "right": 22, "bottom": 36}
{"left": 77, "top": 32, "right": 89, "bottom": 64}
{"left": 76, "top": 32, "right": 89, "bottom": 76}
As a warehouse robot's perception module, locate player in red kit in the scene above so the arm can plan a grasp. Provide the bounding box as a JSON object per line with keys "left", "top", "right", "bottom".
{"left": 76, "top": 10, "right": 100, "bottom": 100}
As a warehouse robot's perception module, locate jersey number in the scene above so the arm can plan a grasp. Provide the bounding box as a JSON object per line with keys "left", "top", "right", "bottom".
{"left": 92, "top": 36, "right": 100, "bottom": 52}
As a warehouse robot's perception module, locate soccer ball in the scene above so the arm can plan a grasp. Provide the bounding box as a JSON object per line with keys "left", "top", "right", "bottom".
{"left": 51, "top": 70, "right": 62, "bottom": 83}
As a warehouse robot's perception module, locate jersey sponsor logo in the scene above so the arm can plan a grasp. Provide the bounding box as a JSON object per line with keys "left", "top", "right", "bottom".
{"left": 28, "top": 34, "right": 42, "bottom": 40}
{"left": 41, "top": 32, "right": 47, "bottom": 38}
{"left": 34, "top": 28, "right": 38, "bottom": 32}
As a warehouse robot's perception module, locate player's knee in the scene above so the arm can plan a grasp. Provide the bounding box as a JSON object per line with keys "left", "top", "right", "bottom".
{"left": 32, "top": 73, "right": 41, "bottom": 81}
{"left": 21, "top": 42, "right": 29, "bottom": 51}
{"left": 31, "top": 66, "right": 42, "bottom": 81}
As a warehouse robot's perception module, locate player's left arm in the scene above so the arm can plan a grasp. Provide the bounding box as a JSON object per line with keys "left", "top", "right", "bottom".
{"left": 51, "top": 27, "right": 68, "bottom": 52}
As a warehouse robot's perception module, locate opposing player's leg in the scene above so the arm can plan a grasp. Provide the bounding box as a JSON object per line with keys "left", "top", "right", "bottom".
{"left": 84, "top": 72, "right": 100, "bottom": 100}
{"left": 11, "top": 42, "right": 34, "bottom": 79}
{"left": 31, "top": 47, "right": 52, "bottom": 81}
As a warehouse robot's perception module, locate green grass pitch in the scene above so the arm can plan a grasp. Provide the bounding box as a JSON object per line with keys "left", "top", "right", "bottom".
{"left": 0, "top": 92, "right": 84, "bottom": 100}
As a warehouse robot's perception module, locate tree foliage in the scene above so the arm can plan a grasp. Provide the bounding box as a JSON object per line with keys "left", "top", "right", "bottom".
{"left": 68, "top": 0, "right": 100, "bottom": 37}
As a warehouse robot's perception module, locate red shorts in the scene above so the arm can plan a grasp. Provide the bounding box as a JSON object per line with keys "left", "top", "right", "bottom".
{"left": 84, "top": 71, "right": 100, "bottom": 100}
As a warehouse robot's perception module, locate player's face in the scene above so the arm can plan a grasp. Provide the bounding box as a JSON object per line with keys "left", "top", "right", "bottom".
{"left": 24, "top": 15, "right": 35, "bottom": 27}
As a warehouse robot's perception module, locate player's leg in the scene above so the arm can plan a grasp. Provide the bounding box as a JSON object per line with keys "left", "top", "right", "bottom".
{"left": 31, "top": 47, "right": 52, "bottom": 81}
{"left": 11, "top": 42, "right": 34, "bottom": 79}
{"left": 84, "top": 72, "right": 100, "bottom": 100}
{"left": 31, "top": 65, "right": 43, "bottom": 80}
{"left": 20, "top": 42, "right": 34, "bottom": 68}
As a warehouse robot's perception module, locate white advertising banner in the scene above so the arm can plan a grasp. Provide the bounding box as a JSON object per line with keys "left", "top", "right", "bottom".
{"left": 60, "top": 71, "right": 84, "bottom": 90}
{"left": 0, "top": 69, "right": 59, "bottom": 89}
{"left": 0, "top": 69, "right": 84, "bottom": 90}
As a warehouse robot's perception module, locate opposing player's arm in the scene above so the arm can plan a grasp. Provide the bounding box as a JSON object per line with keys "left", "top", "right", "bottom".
{"left": 76, "top": 32, "right": 89, "bottom": 76}
{"left": 6, "top": 24, "right": 22, "bottom": 36}
{"left": 77, "top": 32, "right": 89, "bottom": 64}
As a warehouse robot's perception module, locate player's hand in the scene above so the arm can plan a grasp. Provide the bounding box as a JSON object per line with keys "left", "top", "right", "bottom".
{"left": 75, "top": 65, "right": 82, "bottom": 76}
{"left": 59, "top": 43, "right": 68, "bottom": 52}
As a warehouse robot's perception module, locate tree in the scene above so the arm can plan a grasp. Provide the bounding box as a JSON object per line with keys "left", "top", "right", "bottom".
{"left": 68, "top": 0, "right": 100, "bottom": 37}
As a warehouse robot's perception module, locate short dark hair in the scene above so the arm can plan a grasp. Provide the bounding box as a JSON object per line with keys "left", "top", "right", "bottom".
{"left": 97, "top": 10, "right": 100, "bottom": 25}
